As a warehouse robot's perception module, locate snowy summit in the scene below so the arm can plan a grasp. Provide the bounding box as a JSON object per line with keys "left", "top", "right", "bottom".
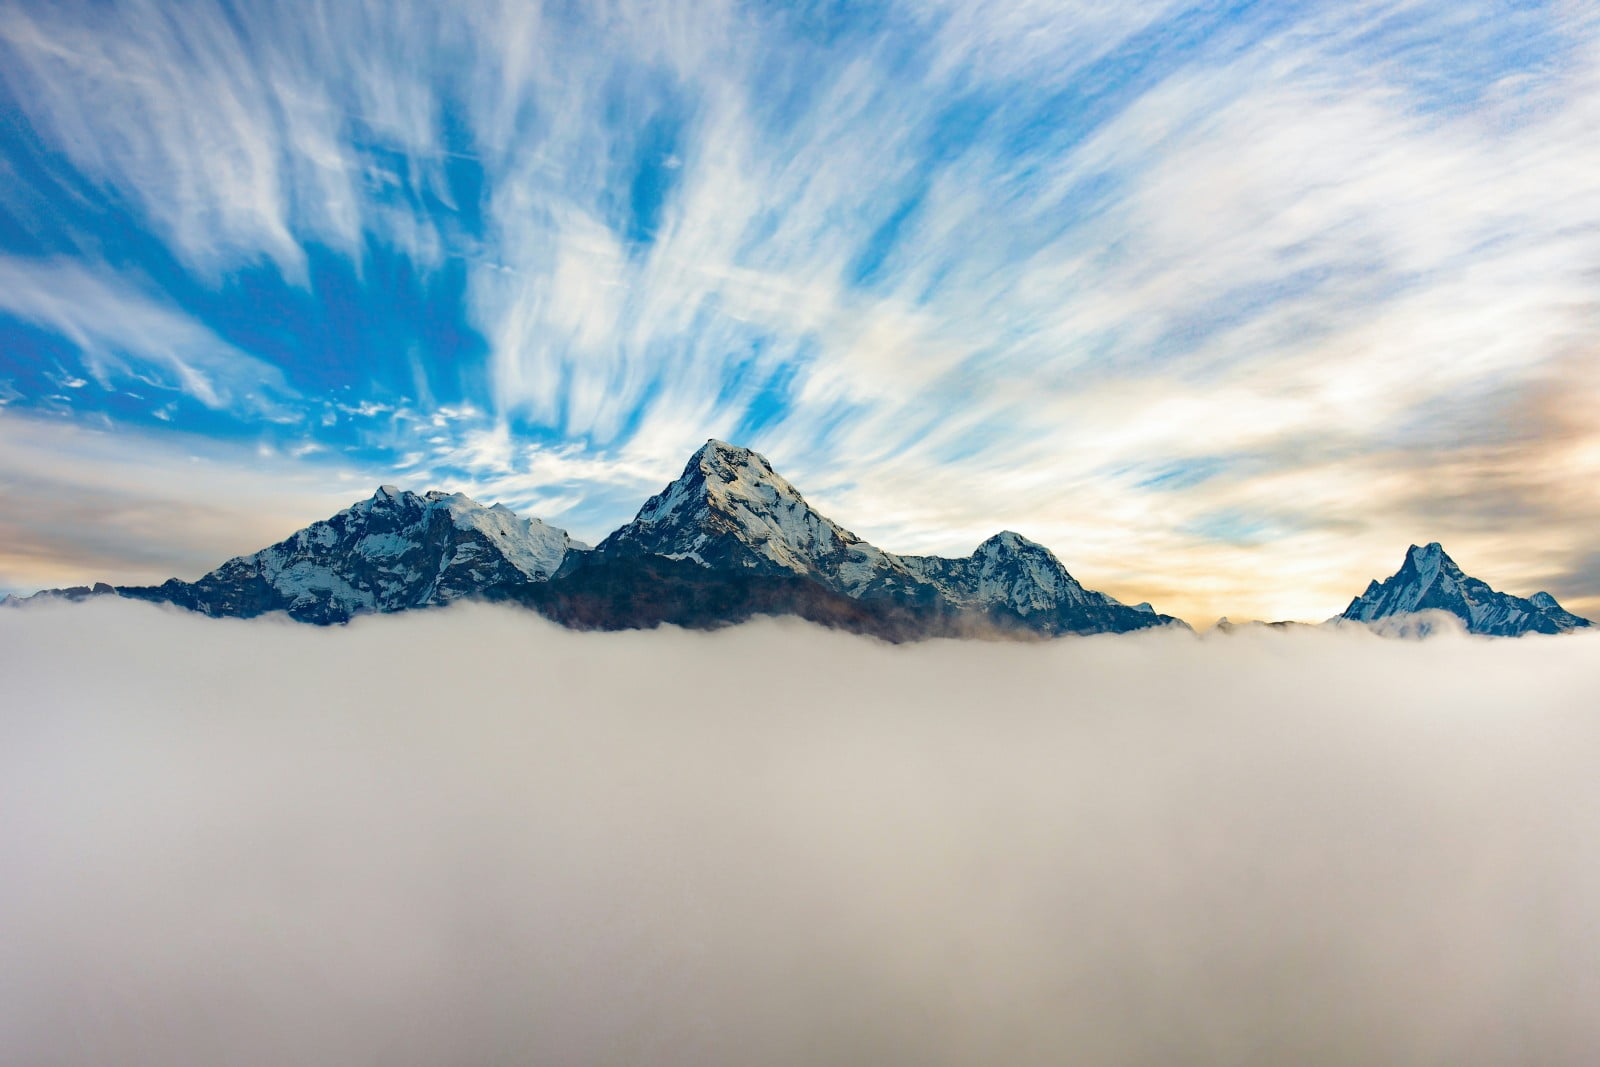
{"left": 1339, "top": 542, "right": 1590, "bottom": 636}
{"left": 119, "top": 486, "right": 588, "bottom": 624}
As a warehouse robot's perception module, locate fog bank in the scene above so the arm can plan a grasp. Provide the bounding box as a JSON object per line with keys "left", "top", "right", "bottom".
{"left": 3, "top": 600, "right": 1598, "bottom": 1065}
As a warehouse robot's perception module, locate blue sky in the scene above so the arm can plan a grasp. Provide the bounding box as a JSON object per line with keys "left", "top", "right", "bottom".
{"left": 1, "top": 0, "right": 1597, "bottom": 622}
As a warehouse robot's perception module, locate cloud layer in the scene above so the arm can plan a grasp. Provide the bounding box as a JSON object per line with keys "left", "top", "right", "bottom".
{"left": 0, "top": 1, "right": 1597, "bottom": 622}
{"left": 3, "top": 600, "right": 1599, "bottom": 1064}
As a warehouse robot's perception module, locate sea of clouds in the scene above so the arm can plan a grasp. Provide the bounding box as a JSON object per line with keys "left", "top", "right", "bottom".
{"left": 3, "top": 598, "right": 1597, "bottom": 1065}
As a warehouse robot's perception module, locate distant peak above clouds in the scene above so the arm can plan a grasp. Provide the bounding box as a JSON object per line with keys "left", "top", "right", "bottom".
{"left": 1340, "top": 542, "right": 1591, "bottom": 636}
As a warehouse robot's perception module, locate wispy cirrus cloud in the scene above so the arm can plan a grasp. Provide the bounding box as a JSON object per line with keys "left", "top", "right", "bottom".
{"left": 0, "top": 256, "right": 297, "bottom": 415}
{"left": 0, "top": 0, "right": 1596, "bottom": 621}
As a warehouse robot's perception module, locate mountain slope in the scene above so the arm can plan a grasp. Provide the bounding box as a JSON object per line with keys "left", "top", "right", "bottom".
{"left": 897, "top": 532, "right": 1169, "bottom": 635}
{"left": 121, "top": 486, "right": 587, "bottom": 624}
{"left": 592, "top": 440, "right": 1179, "bottom": 635}
{"left": 1339, "top": 542, "right": 1590, "bottom": 636}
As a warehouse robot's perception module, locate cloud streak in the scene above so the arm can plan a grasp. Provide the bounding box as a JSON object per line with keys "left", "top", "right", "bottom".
{"left": 0, "top": 256, "right": 297, "bottom": 414}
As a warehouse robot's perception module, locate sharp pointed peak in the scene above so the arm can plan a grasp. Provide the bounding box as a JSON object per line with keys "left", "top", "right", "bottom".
{"left": 674, "top": 439, "right": 799, "bottom": 498}
{"left": 687, "top": 438, "right": 776, "bottom": 474}
{"left": 1400, "top": 541, "right": 1463, "bottom": 581}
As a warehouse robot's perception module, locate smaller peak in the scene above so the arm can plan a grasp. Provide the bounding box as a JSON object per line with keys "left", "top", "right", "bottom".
{"left": 977, "top": 530, "right": 1047, "bottom": 553}
{"left": 1530, "top": 591, "right": 1560, "bottom": 610}
{"left": 1132, "top": 601, "right": 1155, "bottom": 614}
{"left": 427, "top": 489, "right": 480, "bottom": 508}
{"left": 1403, "top": 541, "right": 1458, "bottom": 576}
{"left": 363, "top": 485, "right": 417, "bottom": 510}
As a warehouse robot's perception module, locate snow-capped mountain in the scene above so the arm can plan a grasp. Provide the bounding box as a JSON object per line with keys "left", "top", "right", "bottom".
{"left": 897, "top": 532, "right": 1167, "bottom": 635}
{"left": 121, "top": 486, "right": 588, "bottom": 624}
{"left": 14, "top": 442, "right": 1177, "bottom": 637}
{"left": 591, "top": 440, "right": 1177, "bottom": 635}
{"left": 596, "top": 439, "right": 898, "bottom": 589}
{"left": 1339, "top": 542, "right": 1591, "bottom": 636}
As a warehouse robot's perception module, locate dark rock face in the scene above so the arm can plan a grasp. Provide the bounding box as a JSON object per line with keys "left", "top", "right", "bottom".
{"left": 120, "top": 487, "right": 586, "bottom": 625}
{"left": 502, "top": 553, "right": 984, "bottom": 643}
{"left": 1340, "top": 543, "right": 1591, "bottom": 636}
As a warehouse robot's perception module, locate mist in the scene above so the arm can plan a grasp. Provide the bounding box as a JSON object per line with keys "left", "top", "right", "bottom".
{"left": 3, "top": 599, "right": 1597, "bottom": 1065}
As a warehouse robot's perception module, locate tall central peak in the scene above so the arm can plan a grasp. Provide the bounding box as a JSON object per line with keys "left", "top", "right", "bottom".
{"left": 587, "top": 439, "right": 1181, "bottom": 634}
{"left": 599, "top": 439, "right": 862, "bottom": 575}
{"left": 691, "top": 438, "right": 800, "bottom": 495}
{"left": 636, "top": 439, "right": 816, "bottom": 527}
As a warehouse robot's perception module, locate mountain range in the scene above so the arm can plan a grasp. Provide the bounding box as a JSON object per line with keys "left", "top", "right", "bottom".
{"left": 9, "top": 440, "right": 1592, "bottom": 640}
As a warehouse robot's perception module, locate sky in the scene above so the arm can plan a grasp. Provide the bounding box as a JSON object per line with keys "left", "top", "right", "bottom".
{"left": 0, "top": 0, "right": 1597, "bottom": 624}
{"left": 5, "top": 599, "right": 1600, "bottom": 1064}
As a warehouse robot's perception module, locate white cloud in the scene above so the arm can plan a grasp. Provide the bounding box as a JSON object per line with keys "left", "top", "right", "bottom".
{"left": 3, "top": 600, "right": 1598, "bottom": 1063}
{"left": 0, "top": 2, "right": 308, "bottom": 280}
